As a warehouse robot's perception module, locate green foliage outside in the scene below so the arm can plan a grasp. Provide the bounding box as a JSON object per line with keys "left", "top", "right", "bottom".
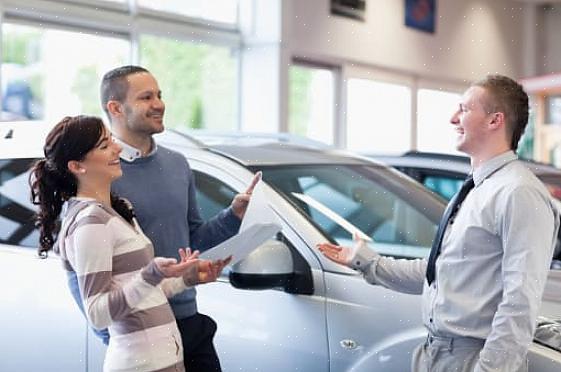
{"left": 139, "top": 35, "right": 237, "bottom": 131}
{"left": 190, "top": 97, "right": 203, "bottom": 129}
{"left": 2, "top": 28, "right": 44, "bottom": 106}
{"left": 72, "top": 65, "right": 104, "bottom": 117}
{"left": 1, "top": 27, "right": 237, "bottom": 129}
{"left": 288, "top": 66, "right": 313, "bottom": 136}
{"left": 2, "top": 29, "right": 41, "bottom": 65}
{"left": 518, "top": 106, "right": 535, "bottom": 160}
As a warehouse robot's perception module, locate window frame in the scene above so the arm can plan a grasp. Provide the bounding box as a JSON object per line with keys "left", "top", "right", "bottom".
{"left": 288, "top": 59, "right": 340, "bottom": 146}
{"left": 0, "top": 0, "right": 242, "bottom": 128}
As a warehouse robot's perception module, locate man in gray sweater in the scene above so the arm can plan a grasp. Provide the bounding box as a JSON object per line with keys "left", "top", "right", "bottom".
{"left": 69, "top": 65, "right": 257, "bottom": 371}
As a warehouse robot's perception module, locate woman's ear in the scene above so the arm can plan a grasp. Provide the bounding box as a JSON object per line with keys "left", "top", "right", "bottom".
{"left": 67, "top": 160, "right": 86, "bottom": 176}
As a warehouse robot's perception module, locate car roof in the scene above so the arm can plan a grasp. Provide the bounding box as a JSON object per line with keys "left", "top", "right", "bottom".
{"left": 1, "top": 122, "right": 384, "bottom": 168}
{"left": 210, "top": 144, "right": 371, "bottom": 167}
{"left": 161, "top": 130, "right": 382, "bottom": 167}
{"left": 370, "top": 150, "right": 561, "bottom": 178}
{"left": 372, "top": 151, "right": 471, "bottom": 174}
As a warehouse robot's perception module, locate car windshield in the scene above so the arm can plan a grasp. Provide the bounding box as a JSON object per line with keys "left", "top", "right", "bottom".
{"left": 257, "top": 164, "right": 444, "bottom": 259}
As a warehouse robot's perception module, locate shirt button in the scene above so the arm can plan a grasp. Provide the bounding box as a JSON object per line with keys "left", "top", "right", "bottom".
{"left": 429, "top": 318, "right": 433, "bottom": 323}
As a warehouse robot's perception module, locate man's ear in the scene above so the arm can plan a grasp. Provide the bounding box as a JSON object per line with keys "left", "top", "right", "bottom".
{"left": 489, "top": 112, "right": 505, "bottom": 131}
{"left": 67, "top": 160, "right": 86, "bottom": 176}
{"left": 107, "top": 100, "right": 123, "bottom": 117}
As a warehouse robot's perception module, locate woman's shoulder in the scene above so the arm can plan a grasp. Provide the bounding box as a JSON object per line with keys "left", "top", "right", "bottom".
{"left": 66, "top": 198, "right": 114, "bottom": 227}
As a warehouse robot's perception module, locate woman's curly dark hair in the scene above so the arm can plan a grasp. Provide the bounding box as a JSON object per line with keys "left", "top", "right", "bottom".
{"left": 29, "top": 115, "right": 134, "bottom": 258}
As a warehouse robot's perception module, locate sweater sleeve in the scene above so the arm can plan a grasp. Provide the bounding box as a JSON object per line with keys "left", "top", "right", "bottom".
{"left": 186, "top": 165, "right": 241, "bottom": 251}
{"left": 69, "top": 215, "right": 165, "bottom": 330}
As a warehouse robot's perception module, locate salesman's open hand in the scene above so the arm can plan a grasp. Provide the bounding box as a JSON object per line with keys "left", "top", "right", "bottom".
{"left": 231, "top": 171, "right": 262, "bottom": 219}
{"left": 317, "top": 242, "right": 354, "bottom": 266}
{"left": 318, "top": 234, "right": 369, "bottom": 267}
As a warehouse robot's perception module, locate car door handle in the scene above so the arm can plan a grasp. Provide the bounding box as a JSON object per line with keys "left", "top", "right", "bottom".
{"left": 340, "top": 339, "right": 358, "bottom": 350}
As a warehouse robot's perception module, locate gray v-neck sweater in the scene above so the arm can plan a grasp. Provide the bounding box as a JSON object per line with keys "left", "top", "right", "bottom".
{"left": 112, "top": 145, "right": 240, "bottom": 318}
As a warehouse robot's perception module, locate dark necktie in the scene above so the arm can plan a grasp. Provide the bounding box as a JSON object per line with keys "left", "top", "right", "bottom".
{"left": 426, "top": 175, "right": 475, "bottom": 285}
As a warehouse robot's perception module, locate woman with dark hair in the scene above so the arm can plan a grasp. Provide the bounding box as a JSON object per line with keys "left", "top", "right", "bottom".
{"left": 29, "top": 115, "right": 228, "bottom": 372}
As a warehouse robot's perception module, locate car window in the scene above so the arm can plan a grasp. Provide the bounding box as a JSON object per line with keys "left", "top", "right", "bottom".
{"left": 0, "top": 158, "right": 39, "bottom": 248}
{"left": 423, "top": 176, "right": 464, "bottom": 201}
{"left": 192, "top": 169, "right": 306, "bottom": 276}
{"left": 193, "top": 170, "right": 238, "bottom": 220}
{"left": 260, "top": 165, "right": 442, "bottom": 259}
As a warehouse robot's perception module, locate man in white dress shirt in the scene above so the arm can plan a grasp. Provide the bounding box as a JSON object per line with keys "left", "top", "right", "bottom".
{"left": 319, "top": 75, "right": 559, "bottom": 372}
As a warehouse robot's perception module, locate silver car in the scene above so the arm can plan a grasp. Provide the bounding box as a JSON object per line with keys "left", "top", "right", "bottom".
{"left": 1, "top": 123, "right": 560, "bottom": 371}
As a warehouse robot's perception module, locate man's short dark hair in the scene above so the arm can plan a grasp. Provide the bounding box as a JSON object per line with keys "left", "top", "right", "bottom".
{"left": 100, "top": 65, "right": 149, "bottom": 117}
{"left": 472, "top": 74, "right": 529, "bottom": 151}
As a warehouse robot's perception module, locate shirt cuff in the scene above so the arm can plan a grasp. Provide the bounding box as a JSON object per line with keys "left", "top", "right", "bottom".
{"left": 141, "top": 260, "right": 165, "bottom": 286}
{"left": 182, "top": 263, "right": 199, "bottom": 287}
{"left": 349, "top": 240, "right": 378, "bottom": 272}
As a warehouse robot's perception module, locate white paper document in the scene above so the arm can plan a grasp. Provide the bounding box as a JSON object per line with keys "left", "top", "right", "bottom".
{"left": 200, "top": 179, "right": 283, "bottom": 264}
{"left": 200, "top": 222, "right": 281, "bottom": 265}
{"left": 239, "top": 180, "right": 282, "bottom": 232}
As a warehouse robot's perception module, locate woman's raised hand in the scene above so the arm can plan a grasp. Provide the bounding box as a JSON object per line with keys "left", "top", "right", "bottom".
{"left": 154, "top": 248, "right": 200, "bottom": 278}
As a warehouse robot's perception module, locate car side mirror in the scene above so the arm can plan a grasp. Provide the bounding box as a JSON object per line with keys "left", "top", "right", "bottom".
{"left": 229, "top": 240, "right": 294, "bottom": 290}
{"left": 229, "top": 237, "right": 314, "bottom": 295}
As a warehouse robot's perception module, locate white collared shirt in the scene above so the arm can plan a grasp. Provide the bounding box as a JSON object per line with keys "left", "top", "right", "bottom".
{"left": 351, "top": 151, "right": 559, "bottom": 372}
{"left": 115, "top": 137, "right": 157, "bottom": 162}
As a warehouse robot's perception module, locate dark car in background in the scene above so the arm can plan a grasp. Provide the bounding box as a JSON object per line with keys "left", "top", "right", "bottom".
{"left": 372, "top": 151, "right": 561, "bottom": 202}
{"left": 370, "top": 150, "right": 561, "bottom": 272}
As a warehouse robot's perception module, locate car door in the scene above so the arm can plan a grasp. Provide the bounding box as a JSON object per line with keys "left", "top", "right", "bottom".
{"left": 260, "top": 164, "right": 435, "bottom": 371}
{"left": 188, "top": 162, "right": 329, "bottom": 371}
{"left": 0, "top": 158, "right": 87, "bottom": 371}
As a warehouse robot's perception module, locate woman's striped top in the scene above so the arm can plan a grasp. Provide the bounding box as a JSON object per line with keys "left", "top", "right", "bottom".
{"left": 57, "top": 198, "right": 189, "bottom": 372}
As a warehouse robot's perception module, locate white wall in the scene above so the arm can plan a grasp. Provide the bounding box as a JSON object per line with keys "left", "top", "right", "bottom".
{"left": 285, "top": 0, "right": 527, "bottom": 82}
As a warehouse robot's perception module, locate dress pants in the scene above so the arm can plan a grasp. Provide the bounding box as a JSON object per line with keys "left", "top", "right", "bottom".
{"left": 176, "top": 313, "right": 222, "bottom": 372}
{"left": 411, "top": 334, "right": 528, "bottom": 372}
